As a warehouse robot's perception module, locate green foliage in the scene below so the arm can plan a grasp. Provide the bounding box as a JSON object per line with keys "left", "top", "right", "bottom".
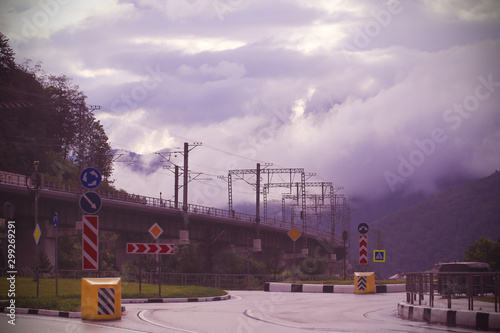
{"left": 0, "top": 35, "right": 113, "bottom": 181}
{"left": 16, "top": 296, "right": 80, "bottom": 312}
{"left": 300, "top": 256, "right": 326, "bottom": 276}
{"left": 210, "top": 249, "right": 266, "bottom": 275}
{"left": 57, "top": 232, "right": 119, "bottom": 270}
{"left": 0, "top": 33, "right": 16, "bottom": 75}
{"left": 58, "top": 234, "right": 81, "bottom": 270}
{"left": 0, "top": 277, "right": 226, "bottom": 311}
{"left": 464, "top": 237, "right": 500, "bottom": 271}
{"left": 99, "top": 232, "right": 118, "bottom": 271}
{"left": 30, "top": 250, "right": 54, "bottom": 273}
{"left": 264, "top": 247, "right": 286, "bottom": 276}
{"left": 120, "top": 261, "right": 139, "bottom": 282}
{"left": 175, "top": 243, "right": 204, "bottom": 273}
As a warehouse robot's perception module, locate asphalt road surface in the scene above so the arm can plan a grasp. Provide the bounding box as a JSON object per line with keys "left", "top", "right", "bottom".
{"left": 0, "top": 291, "right": 478, "bottom": 333}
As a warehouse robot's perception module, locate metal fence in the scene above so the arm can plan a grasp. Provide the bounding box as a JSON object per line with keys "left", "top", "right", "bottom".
{"left": 0, "top": 268, "right": 334, "bottom": 291}
{"left": 406, "top": 272, "right": 500, "bottom": 312}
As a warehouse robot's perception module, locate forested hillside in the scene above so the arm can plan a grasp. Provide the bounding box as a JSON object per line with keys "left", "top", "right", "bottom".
{"left": 0, "top": 33, "right": 113, "bottom": 182}
{"left": 368, "top": 171, "right": 500, "bottom": 277}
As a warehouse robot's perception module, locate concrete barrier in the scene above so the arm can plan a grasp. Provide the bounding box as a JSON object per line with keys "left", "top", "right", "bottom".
{"left": 398, "top": 302, "right": 500, "bottom": 331}
{"left": 334, "top": 285, "right": 355, "bottom": 293}
{"left": 265, "top": 282, "right": 404, "bottom": 294}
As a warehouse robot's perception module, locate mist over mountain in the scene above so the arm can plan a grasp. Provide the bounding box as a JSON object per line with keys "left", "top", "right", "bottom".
{"left": 360, "top": 171, "right": 500, "bottom": 278}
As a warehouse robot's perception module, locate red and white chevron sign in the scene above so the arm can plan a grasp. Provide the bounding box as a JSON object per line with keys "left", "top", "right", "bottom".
{"left": 359, "top": 235, "right": 368, "bottom": 264}
{"left": 126, "top": 243, "right": 175, "bottom": 254}
{"left": 82, "top": 215, "right": 99, "bottom": 270}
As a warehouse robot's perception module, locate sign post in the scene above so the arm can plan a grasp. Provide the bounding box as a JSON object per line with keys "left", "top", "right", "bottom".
{"left": 80, "top": 168, "right": 102, "bottom": 271}
{"left": 82, "top": 215, "right": 99, "bottom": 270}
{"left": 358, "top": 223, "right": 369, "bottom": 270}
{"left": 53, "top": 212, "right": 58, "bottom": 297}
{"left": 288, "top": 227, "right": 302, "bottom": 276}
{"left": 33, "top": 223, "right": 41, "bottom": 298}
{"left": 148, "top": 222, "right": 164, "bottom": 296}
{"left": 127, "top": 237, "right": 174, "bottom": 298}
{"left": 359, "top": 235, "right": 368, "bottom": 265}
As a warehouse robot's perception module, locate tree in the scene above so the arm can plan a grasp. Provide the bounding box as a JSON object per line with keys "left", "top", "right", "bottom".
{"left": 264, "top": 247, "right": 286, "bottom": 277}
{"left": 175, "top": 243, "right": 204, "bottom": 273}
{"left": 0, "top": 33, "right": 16, "bottom": 75}
{"left": 463, "top": 237, "right": 500, "bottom": 271}
{"left": 0, "top": 35, "right": 114, "bottom": 181}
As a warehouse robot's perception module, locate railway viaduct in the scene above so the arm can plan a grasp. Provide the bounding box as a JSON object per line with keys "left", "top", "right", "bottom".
{"left": 0, "top": 171, "right": 349, "bottom": 275}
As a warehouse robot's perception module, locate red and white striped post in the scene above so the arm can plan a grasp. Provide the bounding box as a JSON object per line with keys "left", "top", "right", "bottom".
{"left": 82, "top": 215, "right": 99, "bottom": 270}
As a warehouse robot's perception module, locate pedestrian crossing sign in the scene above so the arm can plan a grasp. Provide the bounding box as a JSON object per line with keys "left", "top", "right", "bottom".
{"left": 373, "top": 250, "right": 386, "bottom": 262}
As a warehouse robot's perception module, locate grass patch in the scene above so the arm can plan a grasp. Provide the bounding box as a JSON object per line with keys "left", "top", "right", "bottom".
{"left": 7, "top": 296, "right": 81, "bottom": 312}
{"left": 0, "top": 277, "right": 227, "bottom": 312}
{"left": 476, "top": 297, "right": 498, "bottom": 303}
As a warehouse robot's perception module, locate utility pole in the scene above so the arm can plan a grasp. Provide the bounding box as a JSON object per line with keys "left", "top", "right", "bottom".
{"left": 156, "top": 143, "right": 202, "bottom": 212}
{"left": 183, "top": 142, "right": 189, "bottom": 213}
{"left": 156, "top": 151, "right": 182, "bottom": 209}
{"left": 174, "top": 165, "right": 179, "bottom": 209}
{"left": 182, "top": 142, "right": 202, "bottom": 212}
{"left": 228, "top": 165, "right": 305, "bottom": 252}
{"left": 179, "top": 142, "right": 202, "bottom": 244}
{"left": 255, "top": 163, "right": 260, "bottom": 239}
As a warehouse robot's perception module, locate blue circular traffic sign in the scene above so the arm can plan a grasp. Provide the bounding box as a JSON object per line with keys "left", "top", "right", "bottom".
{"left": 358, "top": 223, "right": 369, "bottom": 234}
{"left": 80, "top": 167, "right": 102, "bottom": 190}
{"left": 80, "top": 192, "right": 102, "bottom": 214}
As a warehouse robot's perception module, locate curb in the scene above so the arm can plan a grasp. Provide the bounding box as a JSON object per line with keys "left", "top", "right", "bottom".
{"left": 121, "top": 294, "right": 231, "bottom": 303}
{"left": 0, "top": 295, "right": 230, "bottom": 318}
{"left": 398, "top": 302, "right": 500, "bottom": 332}
{"left": 264, "top": 282, "right": 405, "bottom": 293}
{"left": 0, "top": 306, "right": 81, "bottom": 318}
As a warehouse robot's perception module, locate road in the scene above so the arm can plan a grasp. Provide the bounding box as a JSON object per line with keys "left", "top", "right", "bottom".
{"left": 0, "top": 291, "right": 478, "bottom": 333}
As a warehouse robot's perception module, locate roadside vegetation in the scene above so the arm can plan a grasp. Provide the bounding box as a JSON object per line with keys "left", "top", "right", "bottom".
{"left": 0, "top": 277, "right": 227, "bottom": 312}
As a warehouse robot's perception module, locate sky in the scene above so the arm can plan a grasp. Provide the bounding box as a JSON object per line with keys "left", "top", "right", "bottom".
{"left": 1, "top": 0, "right": 500, "bottom": 211}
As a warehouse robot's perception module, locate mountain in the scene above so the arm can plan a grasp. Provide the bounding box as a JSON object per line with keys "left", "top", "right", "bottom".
{"left": 363, "top": 171, "right": 500, "bottom": 278}
{"left": 111, "top": 149, "right": 168, "bottom": 175}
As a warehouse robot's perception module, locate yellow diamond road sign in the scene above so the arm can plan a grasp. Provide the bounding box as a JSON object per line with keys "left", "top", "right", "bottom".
{"left": 288, "top": 227, "right": 302, "bottom": 242}
{"left": 34, "top": 223, "right": 41, "bottom": 244}
{"left": 149, "top": 223, "right": 163, "bottom": 239}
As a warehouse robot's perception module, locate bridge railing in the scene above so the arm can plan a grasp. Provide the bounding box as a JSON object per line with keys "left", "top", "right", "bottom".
{"left": 1, "top": 170, "right": 334, "bottom": 240}
{"left": 0, "top": 171, "right": 29, "bottom": 187}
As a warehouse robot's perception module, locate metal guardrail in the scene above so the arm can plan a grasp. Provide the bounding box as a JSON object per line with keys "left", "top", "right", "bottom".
{"left": 406, "top": 272, "right": 500, "bottom": 312}
{"left": 0, "top": 170, "right": 334, "bottom": 240}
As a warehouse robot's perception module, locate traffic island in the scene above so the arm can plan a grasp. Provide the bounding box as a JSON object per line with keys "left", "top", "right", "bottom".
{"left": 264, "top": 282, "right": 405, "bottom": 293}
{"left": 0, "top": 295, "right": 230, "bottom": 318}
